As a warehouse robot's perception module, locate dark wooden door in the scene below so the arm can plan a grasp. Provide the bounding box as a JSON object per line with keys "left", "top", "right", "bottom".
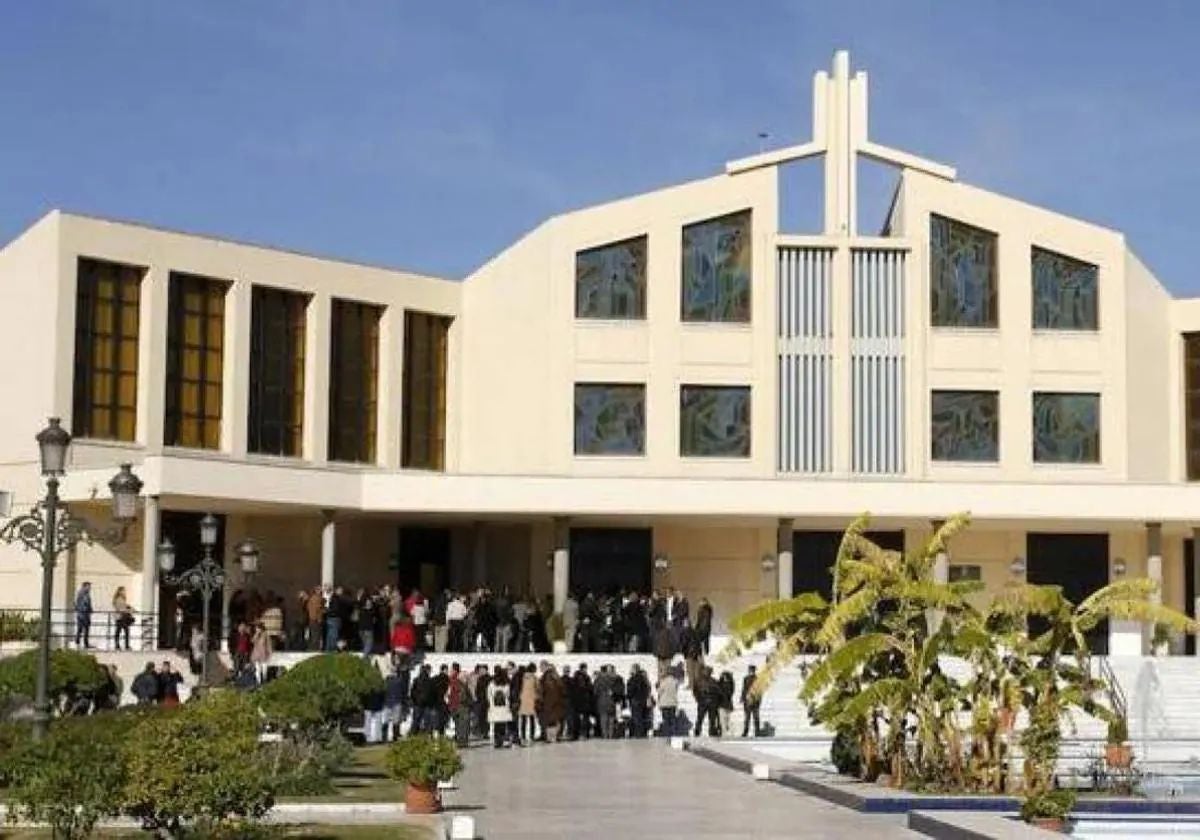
{"left": 1026, "top": 533, "right": 1109, "bottom": 655}
{"left": 569, "top": 527, "right": 652, "bottom": 595}
{"left": 792, "top": 529, "right": 905, "bottom": 599}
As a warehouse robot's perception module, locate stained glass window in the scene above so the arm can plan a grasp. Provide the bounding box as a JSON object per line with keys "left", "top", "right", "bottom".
{"left": 930, "top": 390, "right": 999, "bottom": 462}
{"left": 1032, "top": 392, "right": 1100, "bottom": 464}
{"left": 72, "top": 257, "right": 144, "bottom": 441}
{"left": 575, "top": 236, "right": 647, "bottom": 319}
{"left": 164, "top": 272, "right": 228, "bottom": 449}
{"left": 1032, "top": 246, "right": 1098, "bottom": 330}
{"left": 329, "top": 299, "right": 382, "bottom": 464}
{"left": 681, "top": 210, "right": 752, "bottom": 323}
{"left": 680, "top": 385, "right": 751, "bottom": 457}
{"left": 574, "top": 384, "right": 645, "bottom": 455}
{"left": 930, "top": 214, "right": 997, "bottom": 328}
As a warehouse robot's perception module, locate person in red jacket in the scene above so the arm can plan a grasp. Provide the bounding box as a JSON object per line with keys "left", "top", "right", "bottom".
{"left": 391, "top": 615, "right": 416, "bottom": 655}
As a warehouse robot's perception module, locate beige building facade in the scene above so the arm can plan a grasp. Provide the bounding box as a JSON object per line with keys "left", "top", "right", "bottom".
{"left": 2, "top": 52, "right": 1200, "bottom": 652}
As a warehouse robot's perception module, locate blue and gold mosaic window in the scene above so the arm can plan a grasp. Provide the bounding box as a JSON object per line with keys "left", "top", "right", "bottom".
{"left": 575, "top": 236, "right": 647, "bottom": 319}
{"left": 930, "top": 390, "right": 999, "bottom": 462}
{"left": 1032, "top": 392, "right": 1100, "bottom": 464}
{"left": 1031, "top": 247, "right": 1098, "bottom": 330}
{"left": 680, "top": 385, "right": 751, "bottom": 457}
{"left": 930, "top": 215, "right": 997, "bottom": 328}
{"left": 574, "top": 383, "right": 645, "bottom": 455}
{"left": 681, "top": 210, "right": 752, "bottom": 323}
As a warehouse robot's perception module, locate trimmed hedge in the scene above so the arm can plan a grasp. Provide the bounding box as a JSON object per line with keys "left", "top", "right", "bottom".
{"left": 0, "top": 648, "right": 108, "bottom": 709}
{"left": 257, "top": 653, "right": 383, "bottom": 731}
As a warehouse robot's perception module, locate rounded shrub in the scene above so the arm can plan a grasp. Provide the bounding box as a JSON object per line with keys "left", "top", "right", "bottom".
{"left": 385, "top": 734, "right": 463, "bottom": 786}
{"left": 257, "top": 653, "right": 383, "bottom": 731}
{"left": 122, "top": 688, "right": 274, "bottom": 834}
{"left": 0, "top": 648, "right": 107, "bottom": 711}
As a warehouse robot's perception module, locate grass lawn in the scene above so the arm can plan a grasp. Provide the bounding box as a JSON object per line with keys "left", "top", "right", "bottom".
{"left": 278, "top": 744, "right": 405, "bottom": 804}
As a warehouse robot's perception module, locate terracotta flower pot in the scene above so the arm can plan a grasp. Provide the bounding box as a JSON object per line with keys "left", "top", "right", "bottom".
{"left": 1105, "top": 743, "right": 1133, "bottom": 769}
{"left": 1030, "top": 816, "right": 1065, "bottom": 832}
{"left": 405, "top": 781, "right": 442, "bottom": 814}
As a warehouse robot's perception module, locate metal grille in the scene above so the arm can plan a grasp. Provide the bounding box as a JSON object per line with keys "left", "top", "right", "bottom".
{"left": 777, "top": 247, "right": 833, "bottom": 473}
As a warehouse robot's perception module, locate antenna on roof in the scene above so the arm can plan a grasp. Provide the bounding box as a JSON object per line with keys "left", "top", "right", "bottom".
{"left": 757, "top": 132, "right": 769, "bottom": 153}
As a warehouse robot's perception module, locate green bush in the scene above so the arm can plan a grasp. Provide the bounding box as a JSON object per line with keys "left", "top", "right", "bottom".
{"left": 123, "top": 689, "right": 274, "bottom": 834}
{"left": 257, "top": 653, "right": 383, "bottom": 731}
{"left": 0, "top": 648, "right": 107, "bottom": 711}
{"left": 1020, "top": 788, "right": 1076, "bottom": 823}
{"left": 0, "top": 611, "right": 40, "bottom": 643}
{"left": 2, "top": 711, "right": 141, "bottom": 839}
{"left": 259, "top": 729, "right": 353, "bottom": 796}
{"left": 1107, "top": 716, "right": 1129, "bottom": 745}
{"left": 385, "top": 735, "right": 463, "bottom": 786}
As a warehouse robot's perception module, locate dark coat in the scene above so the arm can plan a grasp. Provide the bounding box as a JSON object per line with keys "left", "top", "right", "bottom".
{"left": 652, "top": 626, "right": 676, "bottom": 660}
{"left": 696, "top": 602, "right": 713, "bottom": 636}
{"left": 627, "top": 670, "right": 651, "bottom": 706}
{"left": 540, "top": 671, "right": 567, "bottom": 725}
{"left": 718, "top": 673, "right": 735, "bottom": 711}
{"left": 741, "top": 673, "right": 761, "bottom": 709}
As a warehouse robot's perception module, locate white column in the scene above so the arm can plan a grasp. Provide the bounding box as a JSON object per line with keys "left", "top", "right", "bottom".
{"left": 552, "top": 517, "right": 569, "bottom": 614}
{"left": 776, "top": 518, "right": 794, "bottom": 599}
{"left": 139, "top": 495, "right": 160, "bottom": 648}
{"left": 320, "top": 509, "right": 336, "bottom": 587}
{"left": 1147, "top": 523, "right": 1164, "bottom": 656}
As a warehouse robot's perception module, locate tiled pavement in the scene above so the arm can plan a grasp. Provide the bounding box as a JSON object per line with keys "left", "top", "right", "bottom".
{"left": 443, "top": 739, "right": 921, "bottom": 839}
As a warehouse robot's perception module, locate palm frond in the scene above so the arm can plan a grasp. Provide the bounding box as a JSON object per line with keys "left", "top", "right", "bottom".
{"left": 801, "top": 632, "right": 893, "bottom": 700}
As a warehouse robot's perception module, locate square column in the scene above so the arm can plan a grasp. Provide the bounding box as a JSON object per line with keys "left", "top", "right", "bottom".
{"left": 776, "top": 518, "right": 793, "bottom": 599}
{"left": 138, "top": 495, "right": 160, "bottom": 647}
{"left": 1147, "top": 522, "right": 1164, "bottom": 655}
{"left": 552, "top": 517, "right": 569, "bottom": 614}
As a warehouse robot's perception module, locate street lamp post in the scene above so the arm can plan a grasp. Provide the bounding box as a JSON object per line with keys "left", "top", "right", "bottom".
{"left": 0, "top": 418, "right": 143, "bottom": 740}
{"left": 157, "top": 516, "right": 258, "bottom": 688}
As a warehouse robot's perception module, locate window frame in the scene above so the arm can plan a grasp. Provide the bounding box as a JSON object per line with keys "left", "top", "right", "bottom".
{"left": 1031, "top": 390, "right": 1101, "bottom": 465}
{"left": 402, "top": 310, "right": 452, "bottom": 470}
{"left": 247, "top": 285, "right": 309, "bottom": 458}
{"left": 929, "top": 213, "right": 999, "bottom": 329}
{"left": 71, "top": 256, "right": 145, "bottom": 442}
{"left": 1031, "top": 245, "right": 1099, "bottom": 331}
{"left": 574, "top": 235, "right": 648, "bottom": 320}
{"left": 1185, "top": 333, "right": 1200, "bottom": 480}
{"left": 163, "top": 271, "right": 229, "bottom": 450}
{"left": 929, "top": 389, "right": 1000, "bottom": 463}
{"left": 329, "top": 298, "right": 383, "bottom": 465}
{"left": 678, "top": 384, "right": 752, "bottom": 458}
{"left": 680, "top": 209, "right": 753, "bottom": 324}
{"left": 573, "top": 382, "right": 647, "bottom": 457}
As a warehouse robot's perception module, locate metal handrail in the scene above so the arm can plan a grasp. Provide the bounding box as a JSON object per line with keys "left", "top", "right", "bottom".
{"left": 0, "top": 607, "right": 157, "bottom": 651}
{"left": 1095, "top": 655, "right": 1128, "bottom": 723}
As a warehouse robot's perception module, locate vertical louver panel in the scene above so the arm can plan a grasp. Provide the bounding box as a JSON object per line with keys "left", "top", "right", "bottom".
{"left": 851, "top": 249, "right": 906, "bottom": 474}
{"left": 777, "top": 247, "right": 833, "bottom": 473}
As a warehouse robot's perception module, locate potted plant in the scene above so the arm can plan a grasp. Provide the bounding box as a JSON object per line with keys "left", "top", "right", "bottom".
{"left": 1105, "top": 717, "right": 1132, "bottom": 769}
{"left": 385, "top": 735, "right": 464, "bottom": 814}
{"left": 1020, "top": 789, "right": 1076, "bottom": 832}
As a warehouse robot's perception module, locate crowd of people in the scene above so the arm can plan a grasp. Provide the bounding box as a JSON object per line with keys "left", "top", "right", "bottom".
{"left": 361, "top": 656, "right": 767, "bottom": 748}
{"left": 205, "top": 584, "right": 717, "bottom": 661}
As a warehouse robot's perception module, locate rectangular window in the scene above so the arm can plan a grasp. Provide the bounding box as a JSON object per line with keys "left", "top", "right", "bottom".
{"left": 1033, "top": 392, "right": 1100, "bottom": 464}
{"left": 402, "top": 310, "right": 451, "bottom": 470}
{"left": 930, "top": 214, "right": 997, "bottom": 328}
{"left": 575, "top": 236, "right": 647, "bottom": 319}
{"left": 680, "top": 385, "right": 751, "bottom": 457}
{"left": 329, "top": 299, "right": 383, "bottom": 464}
{"left": 948, "top": 564, "right": 982, "bottom": 583}
{"left": 248, "top": 286, "right": 308, "bottom": 457}
{"left": 72, "top": 257, "right": 144, "bottom": 441}
{"left": 574, "top": 383, "right": 645, "bottom": 455}
{"left": 930, "top": 390, "right": 999, "bottom": 462}
{"left": 681, "top": 210, "right": 752, "bottom": 323}
{"left": 164, "top": 272, "right": 228, "bottom": 449}
{"left": 1186, "top": 334, "right": 1200, "bottom": 480}
{"left": 1032, "top": 246, "right": 1098, "bottom": 330}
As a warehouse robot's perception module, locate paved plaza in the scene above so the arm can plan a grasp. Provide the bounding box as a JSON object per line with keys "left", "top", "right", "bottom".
{"left": 443, "top": 740, "right": 920, "bottom": 839}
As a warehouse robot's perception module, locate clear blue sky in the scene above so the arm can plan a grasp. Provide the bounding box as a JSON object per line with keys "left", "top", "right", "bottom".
{"left": 2, "top": 2, "right": 1198, "bottom": 291}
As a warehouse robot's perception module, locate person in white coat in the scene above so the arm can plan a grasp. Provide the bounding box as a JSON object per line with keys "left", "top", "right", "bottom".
{"left": 488, "top": 668, "right": 514, "bottom": 748}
